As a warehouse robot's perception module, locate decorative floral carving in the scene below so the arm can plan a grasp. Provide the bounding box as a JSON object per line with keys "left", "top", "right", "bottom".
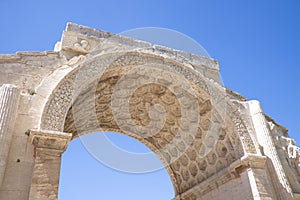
{"left": 40, "top": 52, "right": 256, "bottom": 195}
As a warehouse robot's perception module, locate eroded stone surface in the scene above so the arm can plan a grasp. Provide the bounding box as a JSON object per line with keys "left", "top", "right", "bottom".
{"left": 0, "top": 84, "right": 20, "bottom": 189}
{"left": 28, "top": 130, "right": 71, "bottom": 200}
{"left": 0, "top": 23, "right": 299, "bottom": 200}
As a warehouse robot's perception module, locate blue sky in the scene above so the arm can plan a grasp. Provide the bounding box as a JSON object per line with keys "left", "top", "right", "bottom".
{"left": 1, "top": 1, "right": 300, "bottom": 199}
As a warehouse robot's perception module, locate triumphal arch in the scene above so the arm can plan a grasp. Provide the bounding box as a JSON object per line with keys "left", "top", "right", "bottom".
{"left": 0, "top": 23, "right": 300, "bottom": 200}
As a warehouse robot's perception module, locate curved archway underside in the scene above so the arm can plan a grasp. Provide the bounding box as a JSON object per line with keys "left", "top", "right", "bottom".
{"left": 1, "top": 23, "right": 298, "bottom": 200}
{"left": 40, "top": 52, "right": 257, "bottom": 195}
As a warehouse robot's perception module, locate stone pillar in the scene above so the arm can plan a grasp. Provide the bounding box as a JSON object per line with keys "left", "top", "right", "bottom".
{"left": 249, "top": 100, "right": 294, "bottom": 199}
{"left": 29, "top": 130, "right": 72, "bottom": 200}
{"left": 0, "top": 84, "right": 20, "bottom": 188}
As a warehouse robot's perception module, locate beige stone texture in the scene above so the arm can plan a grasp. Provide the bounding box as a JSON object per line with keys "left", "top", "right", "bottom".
{"left": 0, "top": 23, "right": 299, "bottom": 200}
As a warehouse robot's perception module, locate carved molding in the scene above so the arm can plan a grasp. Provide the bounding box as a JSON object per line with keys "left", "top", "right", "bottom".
{"left": 28, "top": 130, "right": 71, "bottom": 200}
{"left": 175, "top": 154, "right": 267, "bottom": 200}
{"left": 40, "top": 52, "right": 256, "bottom": 154}
{"left": 29, "top": 129, "right": 72, "bottom": 153}
{"left": 269, "top": 119, "right": 300, "bottom": 193}
{"left": 249, "top": 100, "right": 294, "bottom": 199}
{"left": 39, "top": 51, "right": 258, "bottom": 195}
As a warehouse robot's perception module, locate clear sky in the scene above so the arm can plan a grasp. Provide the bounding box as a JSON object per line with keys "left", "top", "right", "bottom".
{"left": 1, "top": 1, "right": 300, "bottom": 200}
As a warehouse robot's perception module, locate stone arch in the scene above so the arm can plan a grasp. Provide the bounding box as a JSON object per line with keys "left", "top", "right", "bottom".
{"left": 33, "top": 51, "right": 257, "bottom": 198}
{"left": 0, "top": 23, "right": 297, "bottom": 200}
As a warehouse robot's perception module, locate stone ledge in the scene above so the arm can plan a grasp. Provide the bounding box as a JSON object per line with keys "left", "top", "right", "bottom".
{"left": 175, "top": 154, "right": 267, "bottom": 199}
{"left": 0, "top": 51, "right": 62, "bottom": 63}
{"left": 62, "top": 23, "right": 220, "bottom": 71}
{"left": 66, "top": 22, "right": 114, "bottom": 39}
{"left": 0, "top": 54, "right": 21, "bottom": 62}
{"left": 294, "top": 193, "right": 300, "bottom": 200}
{"left": 230, "top": 154, "right": 267, "bottom": 171}
{"left": 29, "top": 130, "right": 72, "bottom": 152}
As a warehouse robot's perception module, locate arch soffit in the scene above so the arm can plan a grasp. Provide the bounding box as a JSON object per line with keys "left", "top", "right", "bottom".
{"left": 37, "top": 51, "right": 257, "bottom": 194}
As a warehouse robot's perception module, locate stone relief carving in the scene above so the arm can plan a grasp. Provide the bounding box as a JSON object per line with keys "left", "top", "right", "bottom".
{"left": 29, "top": 130, "right": 71, "bottom": 151}
{"left": 269, "top": 120, "right": 300, "bottom": 192}
{"left": 62, "top": 68, "right": 240, "bottom": 194}
{"left": 73, "top": 39, "right": 90, "bottom": 53}
{"left": 1, "top": 23, "right": 299, "bottom": 200}
{"left": 40, "top": 51, "right": 257, "bottom": 195}
{"left": 41, "top": 52, "right": 256, "bottom": 153}
{"left": 64, "top": 55, "right": 86, "bottom": 66}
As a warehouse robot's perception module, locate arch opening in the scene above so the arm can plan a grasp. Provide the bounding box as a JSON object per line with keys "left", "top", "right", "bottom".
{"left": 58, "top": 132, "right": 175, "bottom": 200}
{"left": 39, "top": 52, "right": 256, "bottom": 197}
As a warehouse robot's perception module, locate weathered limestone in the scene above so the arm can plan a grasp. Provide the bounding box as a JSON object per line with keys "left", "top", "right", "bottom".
{"left": 0, "top": 23, "right": 299, "bottom": 200}
{"left": 28, "top": 130, "right": 71, "bottom": 200}
{"left": 173, "top": 154, "right": 275, "bottom": 200}
{"left": 249, "top": 100, "right": 294, "bottom": 199}
{"left": 267, "top": 116, "right": 300, "bottom": 198}
{"left": 0, "top": 84, "right": 20, "bottom": 188}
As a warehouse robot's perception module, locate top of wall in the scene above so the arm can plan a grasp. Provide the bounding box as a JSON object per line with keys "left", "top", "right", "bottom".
{"left": 57, "top": 23, "right": 222, "bottom": 83}
{"left": 63, "top": 23, "right": 219, "bottom": 69}
{"left": 0, "top": 23, "right": 223, "bottom": 90}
